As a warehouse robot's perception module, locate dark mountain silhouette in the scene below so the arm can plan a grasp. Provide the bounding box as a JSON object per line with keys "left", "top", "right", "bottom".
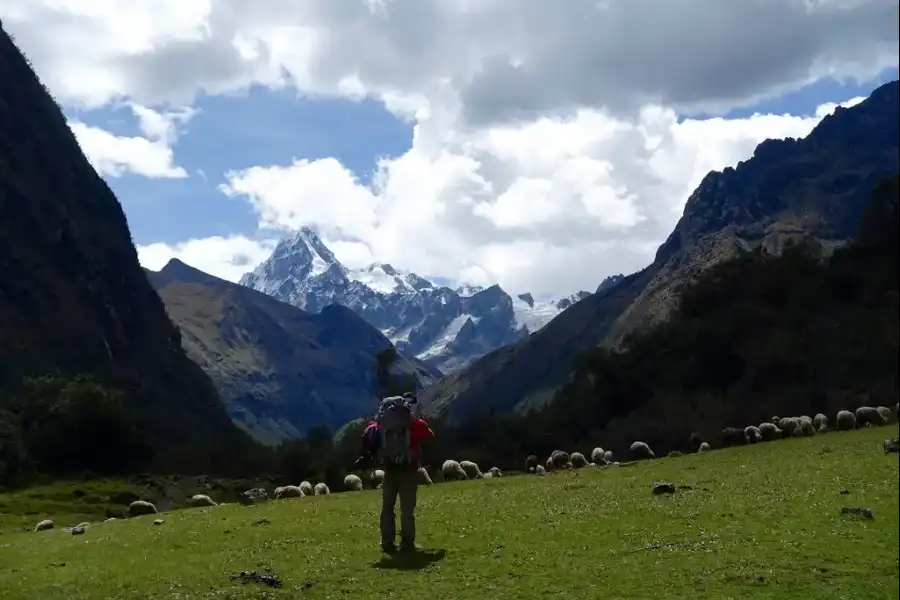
{"left": 0, "top": 23, "right": 258, "bottom": 474}
{"left": 421, "top": 80, "right": 900, "bottom": 427}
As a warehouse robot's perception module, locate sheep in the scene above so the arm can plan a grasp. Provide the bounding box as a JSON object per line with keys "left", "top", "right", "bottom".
{"left": 721, "top": 427, "right": 745, "bottom": 447}
{"left": 299, "top": 481, "right": 314, "bottom": 496}
{"left": 813, "top": 413, "right": 829, "bottom": 431}
{"left": 744, "top": 426, "right": 762, "bottom": 444}
{"left": 777, "top": 417, "right": 799, "bottom": 438}
{"left": 836, "top": 410, "right": 856, "bottom": 431}
{"left": 564, "top": 461, "right": 574, "bottom": 469}
{"left": 697, "top": 442, "right": 711, "bottom": 453}
{"left": 417, "top": 467, "right": 433, "bottom": 485}
{"left": 525, "top": 454, "right": 539, "bottom": 473}
{"left": 34, "top": 519, "right": 54, "bottom": 532}
{"left": 771, "top": 416, "right": 780, "bottom": 424}
{"left": 856, "top": 406, "right": 886, "bottom": 427}
{"left": 590, "top": 447, "right": 606, "bottom": 464}
{"left": 441, "top": 459, "right": 467, "bottom": 481}
{"left": 550, "top": 450, "right": 570, "bottom": 470}
{"left": 274, "top": 485, "right": 304, "bottom": 499}
{"left": 188, "top": 494, "right": 217, "bottom": 507}
{"left": 488, "top": 466, "right": 502, "bottom": 478}
{"left": 570, "top": 452, "right": 588, "bottom": 468}
{"left": 876, "top": 406, "right": 892, "bottom": 424}
{"left": 629, "top": 441, "right": 655, "bottom": 460}
{"left": 797, "top": 416, "right": 815, "bottom": 436}
{"left": 127, "top": 500, "right": 157, "bottom": 517}
{"left": 313, "top": 483, "right": 330, "bottom": 496}
{"left": 604, "top": 450, "right": 614, "bottom": 463}
{"left": 460, "top": 460, "right": 484, "bottom": 479}
{"left": 343, "top": 474, "right": 363, "bottom": 492}
{"left": 758, "top": 422, "right": 782, "bottom": 441}
{"left": 535, "top": 465, "right": 547, "bottom": 475}
{"left": 545, "top": 457, "right": 554, "bottom": 471}
{"left": 370, "top": 470, "right": 385, "bottom": 489}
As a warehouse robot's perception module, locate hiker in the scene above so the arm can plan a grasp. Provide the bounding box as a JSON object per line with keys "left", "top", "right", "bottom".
{"left": 360, "top": 392, "right": 435, "bottom": 553}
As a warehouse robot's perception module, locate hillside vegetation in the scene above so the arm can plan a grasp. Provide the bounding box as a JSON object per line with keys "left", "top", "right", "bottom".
{"left": 0, "top": 427, "right": 896, "bottom": 600}
{"left": 0, "top": 24, "right": 262, "bottom": 477}
{"left": 421, "top": 80, "right": 900, "bottom": 425}
{"left": 432, "top": 174, "right": 899, "bottom": 467}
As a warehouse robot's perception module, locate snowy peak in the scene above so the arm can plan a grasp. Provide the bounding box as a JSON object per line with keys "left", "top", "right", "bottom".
{"left": 240, "top": 226, "right": 594, "bottom": 373}
{"left": 455, "top": 284, "right": 485, "bottom": 297}
{"left": 349, "top": 263, "right": 417, "bottom": 295}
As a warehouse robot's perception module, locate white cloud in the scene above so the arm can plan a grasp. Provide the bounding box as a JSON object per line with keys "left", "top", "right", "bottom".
{"left": 138, "top": 235, "right": 276, "bottom": 282}
{"left": 2, "top": 1, "right": 896, "bottom": 295}
{"left": 68, "top": 104, "right": 194, "bottom": 178}
{"left": 2, "top": 0, "right": 896, "bottom": 115}
{"left": 215, "top": 98, "right": 861, "bottom": 296}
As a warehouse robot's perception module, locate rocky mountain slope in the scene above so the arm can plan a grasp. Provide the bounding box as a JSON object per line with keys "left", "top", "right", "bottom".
{"left": 147, "top": 259, "right": 441, "bottom": 445}
{"left": 239, "top": 228, "right": 590, "bottom": 373}
{"left": 420, "top": 79, "right": 900, "bottom": 427}
{"left": 0, "top": 23, "right": 256, "bottom": 470}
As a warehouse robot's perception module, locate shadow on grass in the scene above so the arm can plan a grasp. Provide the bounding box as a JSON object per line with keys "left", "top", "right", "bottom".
{"left": 372, "top": 548, "right": 447, "bottom": 571}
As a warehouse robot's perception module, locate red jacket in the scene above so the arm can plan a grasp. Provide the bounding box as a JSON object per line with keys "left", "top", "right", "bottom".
{"left": 363, "top": 418, "right": 435, "bottom": 468}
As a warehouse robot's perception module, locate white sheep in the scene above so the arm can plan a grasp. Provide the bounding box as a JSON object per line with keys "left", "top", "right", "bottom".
{"left": 629, "top": 441, "right": 655, "bottom": 460}
{"left": 855, "top": 406, "right": 886, "bottom": 427}
{"left": 371, "top": 470, "right": 385, "bottom": 489}
{"left": 188, "top": 494, "right": 217, "bottom": 507}
{"left": 604, "top": 450, "right": 614, "bottom": 463}
{"left": 417, "top": 467, "right": 433, "bottom": 485}
{"left": 758, "top": 422, "right": 782, "bottom": 441}
{"left": 299, "top": 481, "right": 314, "bottom": 496}
{"left": 313, "top": 482, "right": 330, "bottom": 496}
{"left": 550, "top": 450, "right": 570, "bottom": 470}
{"left": 488, "top": 466, "right": 502, "bottom": 478}
{"left": 836, "top": 410, "right": 856, "bottom": 431}
{"left": 535, "top": 465, "right": 547, "bottom": 475}
{"left": 441, "top": 459, "right": 468, "bottom": 481}
{"left": 698, "top": 442, "right": 711, "bottom": 453}
{"left": 813, "top": 413, "right": 829, "bottom": 432}
{"left": 778, "top": 417, "right": 799, "bottom": 437}
{"left": 564, "top": 461, "right": 574, "bottom": 469}
{"left": 34, "top": 519, "right": 54, "bottom": 532}
{"left": 590, "top": 447, "right": 606, "bottom": 464}
{"left": 570, "top": 452, "right": 588, "bottom": 468}
{"left": 798, "top": 415, "right": 815, "bottom": 436}
{"left": 744, "top": 425, "right": 762, "bottom": 444}
{"left": 545, "top": 457, "right": 554, "bottom": 471}
{"left": 127, "top": 500, "right": 157, "bottom": 517}
{"left": 460, "top": 460, "right": 483, "bottom": 479}
{"left": 343, "top": 475, "right": 364, "bottom": 492}
{"left": 876, "top": 406, "right": 892, "bottom": 424}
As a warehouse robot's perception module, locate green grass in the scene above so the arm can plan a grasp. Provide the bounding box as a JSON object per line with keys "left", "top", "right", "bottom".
{"left": 1, "top": 426, "right": 897, "bottom": 600}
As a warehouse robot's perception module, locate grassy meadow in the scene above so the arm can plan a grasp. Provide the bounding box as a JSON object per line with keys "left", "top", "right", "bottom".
{"left": 0, "top": 426, "right": 897, "bottom": 600}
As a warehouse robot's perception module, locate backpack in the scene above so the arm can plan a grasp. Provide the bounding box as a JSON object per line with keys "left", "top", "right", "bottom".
{"left": 375, "top": 396, "right": 414, "bottom": 468}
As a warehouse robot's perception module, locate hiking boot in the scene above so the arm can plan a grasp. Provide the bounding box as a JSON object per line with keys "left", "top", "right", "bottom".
{"left": 381, "top": 542, "right": 397, "bottom": 554}
{"left": 398, "top": 540, "right": 421, "bottom": 552}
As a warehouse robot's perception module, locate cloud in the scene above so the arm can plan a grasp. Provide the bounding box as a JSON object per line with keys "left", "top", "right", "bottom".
{"left": 3, "top": 1, "right": 896, "bottom": 295}
{"left": 2, "top": 0, "right": 896, "bottom": 118}
{"left": 68, "top": 104, "right": 193, "bottom": 178}
{"left": 213, "top": 98, "right": 860, "bottom": 296}
{"left": 137, "top": 235, "right": 277, "bottom": 282}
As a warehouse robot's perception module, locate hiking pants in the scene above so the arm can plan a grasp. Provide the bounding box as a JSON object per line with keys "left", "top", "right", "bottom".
{"left": 380, "top": 468, "right": 418, "bottom": 545}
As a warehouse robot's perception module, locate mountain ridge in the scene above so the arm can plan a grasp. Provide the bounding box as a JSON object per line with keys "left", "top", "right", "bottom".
{"left": 0, "top": 23, "right": 257, "bottom": 474}
{"left": 147, "top": 258, "right": 440, "bottom": 445}
{"left": 419, "top": 79, "right": 900, "bottom": 427}
{"left": 239, "top": 228, "right": 593, "bottom": 373}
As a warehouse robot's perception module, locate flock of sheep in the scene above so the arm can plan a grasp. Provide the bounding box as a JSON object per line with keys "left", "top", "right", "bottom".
{"left": 30, "top": 403, "right": 898, "bottom": 533}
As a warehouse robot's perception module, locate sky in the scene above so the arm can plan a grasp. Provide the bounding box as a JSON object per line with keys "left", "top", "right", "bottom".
{"left": 2, "top": 1, "right": 898, "bottom": 298}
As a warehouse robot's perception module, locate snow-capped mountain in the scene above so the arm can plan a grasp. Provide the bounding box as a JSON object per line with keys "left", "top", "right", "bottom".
{"left": 239, "top": 227, "right": 592, "bottom": 373}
